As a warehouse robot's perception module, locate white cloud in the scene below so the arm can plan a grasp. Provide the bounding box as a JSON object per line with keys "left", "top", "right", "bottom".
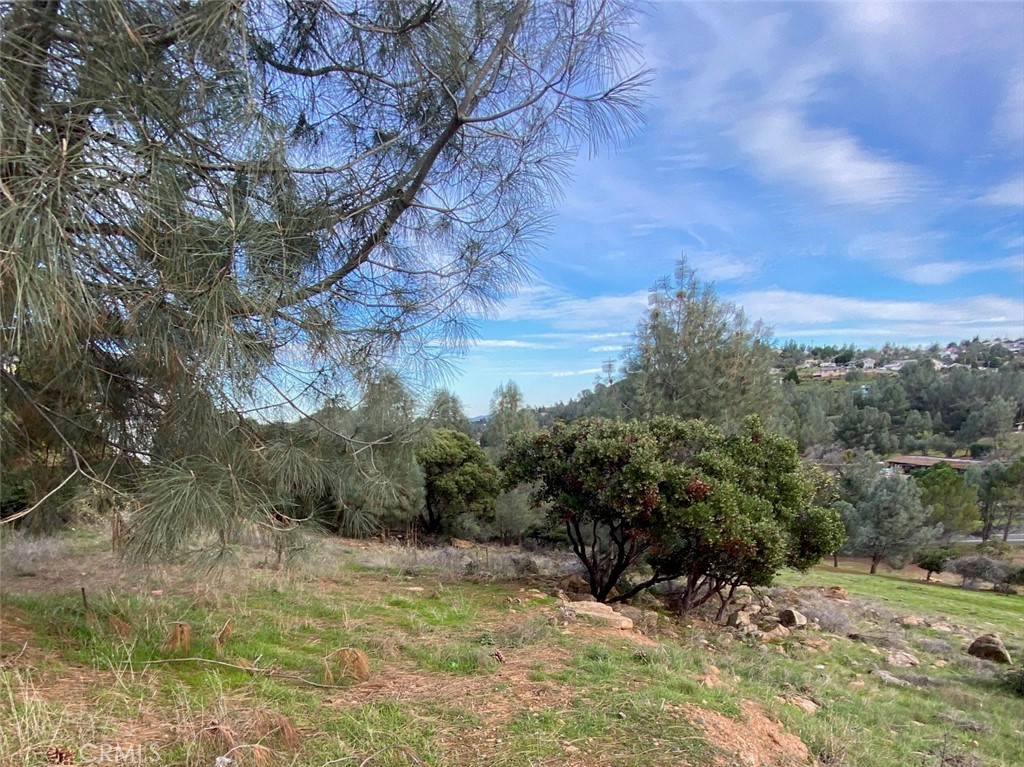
{"left": 993, "top": 70, "right": 1024, "bottom": 147}
{"left": 472, "top": 339, "right": 550, "bottom": 350}
{"left": 688, "top": 252, "right": 761, "bottom": 282}
{"left": 550, "top": 368, "right": 603, "bottom": 378}
{"left": 588, "top": 345, "right": 624, "bottom": 353}
{"left": 493, "top": 283, "right": 649, "bottom": 332}
{"left": 897, "top": 256, "right": 1022, "bottom": 287}
{"left": 981, "top": 177, "right": 1024, "bottom": 208}
{"left": 732, "top": 289, "right": 1024, "bottom": 342}
{"left": 733, "top": 110, "right": 920, "bottom": 207}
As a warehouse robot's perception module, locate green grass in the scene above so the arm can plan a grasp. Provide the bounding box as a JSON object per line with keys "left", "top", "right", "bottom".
{"left": 2, "top": 533, "right": 1023, "bottom": 766}
{"left": 777, "top": 564, "right": 1024, "bottom": 636}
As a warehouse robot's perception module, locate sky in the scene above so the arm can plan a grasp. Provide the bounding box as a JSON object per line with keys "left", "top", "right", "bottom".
{"left": 446, "top": 1, "right": 1024, "bottom": 416}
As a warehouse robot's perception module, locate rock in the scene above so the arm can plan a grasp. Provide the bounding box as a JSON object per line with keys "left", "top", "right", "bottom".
{"left": 727, "top": 610, "right": 754, "bottom": 629}
{"left": 900, "top": 615, "right": 924, "bottom": 627}
{"left": 931, "top": 621, "right": 955, "bottom": 633}
{"left": 802, "top": 637, "right": 831, "bottom": 653}
{"left": 871, "top": 669, "right": 912, "bottom": 687}
{"left": 967, "top": 634, "right": 1012, "bottom": 665}
{"left": 779, "top": 609, "right": 807, "bottom": 628}
{"left": 612, "top": 605, "right": 659, "bottom": 633}
{"left": 822, "top": 586, "right": 848, "bottom": 600}
{"left": 451, "top": 538, "right": 474, "bottom": 549}
{"left": 697, "top": 665, "right": 724, "bottom": 688}
{"left": 568, "top": 601, "right": 633, "bottom": 630}
{"left": 786, "top": 695, "right": 819, "bottom": 714}
{"left": 569, "top": 592, "right": 597, "bottom": 602}
{"left": 932, "top": 659, "right": 948, "bottom": 668}
{"left": 558, "top": 574, "right": 590, "bottom": 594}
{"left": 886, "top": 650, "right": 921, "bottom": 668}
{"left": 759, "top": 624, "right": 791, "bottom": 641}
{"left": 629, "top": 591, "right": 665, "bottom": 610}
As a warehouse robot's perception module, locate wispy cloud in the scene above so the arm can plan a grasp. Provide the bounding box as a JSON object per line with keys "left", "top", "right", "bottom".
{"left": 980, "top": 177, "right": 1024, "bottom": 208}
{"left": 897, "top": 256, "right": 1023, "bottom": 287}
{"left": 494, "top": 283, "right": 649, "bottom": 332}
{"left": 687, "top": 252, "right": 761, "bottom": 282}
{"left": 733, "top": 289, "right": 1024, "bottom": 342}
{"left": 588, "top": 345, "right": 624, "bottom": 353}
{"left": 734, "top": 110, "right": 921, "bottom": 207}
{"left": 472, "top": 339, "right": 551, "bottom": 350}
{"left": 993, "top": 70, "right": 1024, "bottom": 147}
{"left": 550, "top": 368, "right": 603, "bottom": 378}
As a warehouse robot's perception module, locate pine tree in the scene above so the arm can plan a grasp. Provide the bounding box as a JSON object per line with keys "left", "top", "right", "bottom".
{"left": 0, "top": 1, "right": 646, "bottom": 552}
{"left": 623, "top": 259, "right": 777, "bottom": 427}
{"left": 845, "top": 473, "right": 940, "bottom": 574}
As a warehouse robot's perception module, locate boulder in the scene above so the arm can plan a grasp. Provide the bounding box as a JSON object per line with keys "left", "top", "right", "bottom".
{"left": 802, "top": 637, "right": 831, "bottom": 653}
{"left": 568, "top": 601, "right": 633, "bottom": 630}
{"left": 759, "top": 623, "right": 791, "bottom": 641}
{"left": 871, "top": 669, "right": 911, "bottom": 687}
{"left": 785, "top": 695, "right": 819, "bottom": 714}
{"left": 779, "top": 608, "right": 807, "bottom": 628}
{"left": 727, "top": 610, "right": 754, "bottom": 629}
{"left": 570, "top": 592, "right": 597, "bottom": 602}
{"left": 612, "top": 605, "right": 659, "bottom": 633}
{"left": 967, "top": 634, "right": 1012, "bottom": 665}
{"left": 886, "top": 650, "right": 920, "bottom": 668}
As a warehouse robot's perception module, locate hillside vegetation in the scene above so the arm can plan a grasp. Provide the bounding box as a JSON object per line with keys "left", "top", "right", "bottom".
{"left": 1, "top": 532, "right": 1022, "bottom": 767}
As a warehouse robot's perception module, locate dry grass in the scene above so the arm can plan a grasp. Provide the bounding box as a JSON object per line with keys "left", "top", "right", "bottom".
{"left": 354, "top": 544, "right": 582, "bottom": 582}
{"left": 0, "top": 532, "right": 70, "bottom": 576}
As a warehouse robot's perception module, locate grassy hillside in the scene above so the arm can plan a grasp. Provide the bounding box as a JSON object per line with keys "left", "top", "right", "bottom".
{"left": 1, "top": 533, "right": 1022, "bottom": 767}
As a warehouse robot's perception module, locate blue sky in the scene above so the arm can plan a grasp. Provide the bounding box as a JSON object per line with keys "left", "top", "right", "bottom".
{"left": 447, "top": 1, "right": 1024, "bottom": 416}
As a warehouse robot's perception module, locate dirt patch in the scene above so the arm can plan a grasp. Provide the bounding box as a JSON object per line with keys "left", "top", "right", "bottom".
{"left": 681, "top": 700, "right": 811, "bottom": 766}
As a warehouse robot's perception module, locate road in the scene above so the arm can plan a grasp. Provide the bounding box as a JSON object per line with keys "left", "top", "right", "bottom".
{"left": 959, "top": 534, "right": 1024, "bottom": 544}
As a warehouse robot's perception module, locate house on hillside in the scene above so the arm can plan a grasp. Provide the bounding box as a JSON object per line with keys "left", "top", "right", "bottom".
{"left": 860, "top": 357, "right": 876, "bottom": 370}
{"left": 884, "top": 455, "right": 981, "bottom": 474}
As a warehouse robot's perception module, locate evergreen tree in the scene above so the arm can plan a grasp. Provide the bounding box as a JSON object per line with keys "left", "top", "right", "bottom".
{"left": 416, "top": 429, "right": 499, "bottom": 538}
{"left": 916, "top": 463, "right": 980, "bottom": 541}
{"left": 844, "top": 473, "right": 940, "bottom": 574}
{"left": 0, "top": 0, "right": 645, "bottom": 551}
{"left": 623, "top": 259, "right": 777, "bottom": 427}
{"left": 426, "top": 389, "right": 473, "bottom": 436}
{"left": 481, "top": 381, "right": 542, "bottom": 543}
{"left": 480, "top": 382, "right": 537, "bottom": 452}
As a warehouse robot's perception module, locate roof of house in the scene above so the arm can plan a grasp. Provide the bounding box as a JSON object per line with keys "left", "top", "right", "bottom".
{"left": 884, "top": 455, "right": 981, "bottom": 472}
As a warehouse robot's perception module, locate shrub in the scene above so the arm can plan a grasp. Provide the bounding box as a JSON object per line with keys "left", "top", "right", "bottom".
{"left": 946, "top": 555, "right": 1008, "bottom": 589}
{"left": 797, "top": 599, "right": 854, "bottom": 635}
{"left": 914, "top": 547, "right": 954, "bottom": 581}
{"left": 1000, "top": 667, "right": 1024, "bottom": 697}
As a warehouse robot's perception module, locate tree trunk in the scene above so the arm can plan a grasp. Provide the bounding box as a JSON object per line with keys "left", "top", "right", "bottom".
{"left": 1002, "top": 507, "right": 1018, "bottom": 542}
{"left": 870, "top": 556, "right": 880, "bottom": 575}
{"left": 832, "top": 553, "right": 839, "bottom": 567}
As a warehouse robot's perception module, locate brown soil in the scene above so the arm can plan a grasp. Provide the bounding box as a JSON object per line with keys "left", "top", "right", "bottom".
{"left": 681, "top": 700, "right": 812, "bottom": 766}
